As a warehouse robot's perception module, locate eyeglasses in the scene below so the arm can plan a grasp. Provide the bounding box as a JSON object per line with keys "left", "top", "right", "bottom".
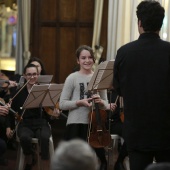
{"left": 25, "top": 73, "right": 38, "bottom": 77}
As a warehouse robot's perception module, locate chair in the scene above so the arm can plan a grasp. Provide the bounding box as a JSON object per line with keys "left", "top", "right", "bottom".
{"left": 15, "top": 135, "right": 54, "bottom": 170}
{"left": 110, "top": 134, "right": 130, "bottom": 170}
{"left": 111, "top": 134, "right": 122, "bottom": 151}
{"left": 107, "top": 134, "right": 121, "bottom": 167}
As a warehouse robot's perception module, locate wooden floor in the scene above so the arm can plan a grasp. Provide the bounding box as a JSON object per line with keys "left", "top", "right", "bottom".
{"left": 0, "top": 117, "right": 129, "bottom": 170}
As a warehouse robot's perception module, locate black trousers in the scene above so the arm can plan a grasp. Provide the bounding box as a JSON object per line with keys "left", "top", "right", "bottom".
{"left": 65, "top": 124, "right": 107, "bottom": 164}
{"left": 0, "top": 116, "right": 7, "bottom": 141}
{"left": 17, "top": 119, "right": 51, "bottom": 160}
{"left": 64, "top": 124, "right": 88, "bottom": 141}
{"left": 128, "top": 149, "right": 170, "bottom": 170}
{"left": 0, "top": 138, "right": 7, "bottom": 157}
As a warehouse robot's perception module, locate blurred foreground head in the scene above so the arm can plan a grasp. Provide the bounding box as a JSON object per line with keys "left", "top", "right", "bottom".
{"left": 50, "top": 139, "right": 98, "bottom": 170}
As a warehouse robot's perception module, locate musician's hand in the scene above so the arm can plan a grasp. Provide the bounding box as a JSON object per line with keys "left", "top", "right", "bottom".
{"left": 0, "top": 105, "right": 9, "bottom": 116}
{"left": 76, "top": 98, "right": 92, "bottom": 107}
{"left": 6, "top": 102, "right": 11, "bottom": 108}
{"left": 8, "top": 80, "right": 17, "bottom": 88}
{"left": 107, "top": 103, "right": 117, "bottom": 111}
{"left": 92, "top": 94, "right": 104, "bottom": 106}
{"left": 52, "top": 108, "right": 60, "bottom": 118}
{"left": 6, "top": 128, "right": 13, "bottom": 139}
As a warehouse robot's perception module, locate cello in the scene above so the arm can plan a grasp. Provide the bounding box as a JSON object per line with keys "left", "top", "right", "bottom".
{"left": 88, "top": 93, "right": 111, "bottom": 148}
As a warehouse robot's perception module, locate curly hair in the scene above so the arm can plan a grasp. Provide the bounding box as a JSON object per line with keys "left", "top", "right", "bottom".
{"left": 136, "top": 0, "right": 165, "bottom": 32}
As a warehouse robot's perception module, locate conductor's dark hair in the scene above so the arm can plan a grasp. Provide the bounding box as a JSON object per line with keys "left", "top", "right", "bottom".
{"left": 136, "top": 0, "right": 165, "bottom": 32}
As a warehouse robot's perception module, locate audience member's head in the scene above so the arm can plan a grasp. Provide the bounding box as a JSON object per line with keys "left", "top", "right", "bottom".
{"left": 50, "top": 139, "right": 98, "bottom": 170}
{"left": 145, "top": 163, "right": 170, "bottom": 170}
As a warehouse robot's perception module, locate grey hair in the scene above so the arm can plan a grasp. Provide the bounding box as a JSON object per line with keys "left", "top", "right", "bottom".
{"left": 50, "top": 139, "right": 99, "bottom": 170}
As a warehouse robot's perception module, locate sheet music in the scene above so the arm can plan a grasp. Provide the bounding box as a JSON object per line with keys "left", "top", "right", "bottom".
{"left": 88, "top": 60, "right": 114, "bottom": 91}
{"left": 23, "top": 83, "right": 64, "bottom": 109}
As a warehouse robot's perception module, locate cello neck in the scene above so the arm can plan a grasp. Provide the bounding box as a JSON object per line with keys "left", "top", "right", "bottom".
{"left": 94, "top": 103, "right": 102, "bottom": 127}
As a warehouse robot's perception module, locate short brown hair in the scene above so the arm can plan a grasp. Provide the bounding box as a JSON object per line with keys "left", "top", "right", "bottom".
{"left": 76, "top": 45, "right": 95, "bottom": 62}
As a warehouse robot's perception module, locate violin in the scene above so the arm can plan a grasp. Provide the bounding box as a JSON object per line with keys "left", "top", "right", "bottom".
{"left": 88, "top": 97, "right": 111, "bottom": 148}
{"left": 44, "top": 102, "right": 60, "bottom": 118}
{"left": 119, "top": 96, "right": 124, "bottom": 123}
{"left": 0, "top": 98, "right": 21, "bottom": 121}
{"left": 0, "top": 72, "right": 10, "bottom": 92}
{"left": 44, "top": 102, "right": 67, "bottom": 119}
{"left": 0, "top": 72, "right": 18, "bottom": 88}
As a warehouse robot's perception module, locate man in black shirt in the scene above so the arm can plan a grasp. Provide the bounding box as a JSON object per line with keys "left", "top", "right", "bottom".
{"left": 113, "top": 1, "right": 170, "bottom": 170}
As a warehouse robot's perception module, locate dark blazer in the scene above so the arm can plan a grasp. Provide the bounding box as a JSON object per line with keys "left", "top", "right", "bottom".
{"left": 113, "top": 33, "right": 170, "bottom": 151}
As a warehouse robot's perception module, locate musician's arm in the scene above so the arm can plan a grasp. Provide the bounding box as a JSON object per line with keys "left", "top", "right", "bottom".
{"left": 5, "top": 111, "right": 15, "bottom": 139}
{"left": 59, "top": 75, "right": 78, "bottom": 110}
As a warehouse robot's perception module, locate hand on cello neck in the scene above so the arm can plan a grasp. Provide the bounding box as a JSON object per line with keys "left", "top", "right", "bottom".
{"left": 91, "top": 94, "right": 104, "bottom": 106}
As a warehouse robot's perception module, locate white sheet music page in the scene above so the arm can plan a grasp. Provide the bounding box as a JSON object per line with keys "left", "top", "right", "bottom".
{"left": 87, "top": 60, "right": 114, "bottom": 91}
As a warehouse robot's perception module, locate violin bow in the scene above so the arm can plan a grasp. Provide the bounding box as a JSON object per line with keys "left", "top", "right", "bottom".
{"left": 8, "top": 77, "right": 33, "bottom": 104}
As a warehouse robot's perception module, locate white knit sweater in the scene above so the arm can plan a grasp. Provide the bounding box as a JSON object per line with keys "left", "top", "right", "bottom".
{"left": 59, "top": 71, "right": 108, "bottom": 125}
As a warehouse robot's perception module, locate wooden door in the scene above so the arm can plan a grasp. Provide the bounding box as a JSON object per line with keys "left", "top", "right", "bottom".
{"left": 30, "top": 0, "right": 108, "bottom": 83}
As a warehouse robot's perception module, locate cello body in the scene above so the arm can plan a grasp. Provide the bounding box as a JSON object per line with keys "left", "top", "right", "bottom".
{"left": 88, "top": 108, "right": 111, "bottom": 148}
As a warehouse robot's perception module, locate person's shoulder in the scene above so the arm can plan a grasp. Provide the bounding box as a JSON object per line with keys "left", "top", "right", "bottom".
{"left": 65, "top": 72, "right": 79, "bottom": 81}
{"left": 160, "top": 39, "right": 170, "bottom": 46}
{"left": 67, "top": 72, "right": 79, "bottom": 78}
{"left": 119, "top": 40, "right": 138, "bottom": 50}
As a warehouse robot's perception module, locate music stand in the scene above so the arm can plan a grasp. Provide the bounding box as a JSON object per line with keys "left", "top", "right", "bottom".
{"left": 87, "top": 60, "right": 114, "bottom": 91}
{"left": 36, "top": 75, "right": 53, "bottom": 84}
{"left": 17, "top": 76, "right": 25, "bottom": 89}
{"left": 17, "top": 75, "right": 53, "bottom": 90}
{"left": 22, "top": 83, "right": 63, "bottom": 110}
